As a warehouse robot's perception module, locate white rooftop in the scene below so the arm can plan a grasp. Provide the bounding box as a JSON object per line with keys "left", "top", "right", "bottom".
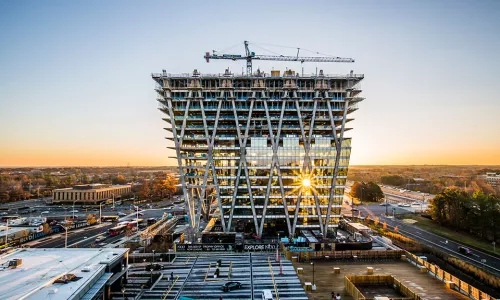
{"left": 347, "top": 222, "right": 371, "bottom": 231}
{"left": 0, "top": 248, "right": 128, "bottom": 300}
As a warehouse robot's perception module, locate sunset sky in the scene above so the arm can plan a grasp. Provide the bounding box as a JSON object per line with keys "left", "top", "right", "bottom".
{"left": 1, "top": 1, "right": 499, "bottom": 167}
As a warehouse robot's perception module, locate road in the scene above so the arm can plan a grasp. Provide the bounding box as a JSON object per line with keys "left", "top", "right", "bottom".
{"left": 356, "top": 204, "right": 500, "bottom": 276}
{"left": 27, "top": 208, "right": 169, "bottom": 248}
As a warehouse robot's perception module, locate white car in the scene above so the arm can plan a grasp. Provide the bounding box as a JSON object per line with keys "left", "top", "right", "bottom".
{"left": 69, "top": 210, "right": 78, "bottom": 213}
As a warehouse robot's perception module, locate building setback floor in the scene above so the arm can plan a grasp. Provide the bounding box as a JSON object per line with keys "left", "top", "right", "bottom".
{"left": 292, "top": 260, "right": 469, "bottom": 300}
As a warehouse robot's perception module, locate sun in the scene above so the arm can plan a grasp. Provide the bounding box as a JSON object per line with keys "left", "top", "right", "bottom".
{"left": 302, "top": 178, "right": 311, "bottom": 187}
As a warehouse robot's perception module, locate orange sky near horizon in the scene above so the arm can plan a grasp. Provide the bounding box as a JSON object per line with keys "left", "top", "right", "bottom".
{"left": 1, "top": 144, "right": 499, "bottom": 167}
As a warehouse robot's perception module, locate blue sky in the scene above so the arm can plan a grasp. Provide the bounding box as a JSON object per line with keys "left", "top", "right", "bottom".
{"left": 1, "top": 0, "right": 499, "bottom": 166}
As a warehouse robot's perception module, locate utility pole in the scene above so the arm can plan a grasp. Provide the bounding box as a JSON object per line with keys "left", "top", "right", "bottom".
{"left": 385, "top": 197, "right": 388, "bottom": 216}
{"left": 99, "top": 202, "right": 102, "bottom": 223}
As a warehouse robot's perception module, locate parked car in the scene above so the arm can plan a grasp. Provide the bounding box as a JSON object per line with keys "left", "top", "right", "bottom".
{"left": 221, "top": 281, "right": 242, "bottom": 292}
{"left": 145, "top": 263, "right": 162, "bottom": 271}
{"left": 379, "top": 203, "right": 389, "bottom": 206}
{"left": 351, "top": 207, "right": 359, "bottom": 211}
{"left": 117, "top": 212, "right": 127, "bottom": 217}
{"left": 458, "top": 246, "right": 472, "bottom": 255}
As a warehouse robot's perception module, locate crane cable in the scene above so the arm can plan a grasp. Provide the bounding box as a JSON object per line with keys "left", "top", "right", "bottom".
{"left": 248, "top": 40, "right": 342, "bottom": 58}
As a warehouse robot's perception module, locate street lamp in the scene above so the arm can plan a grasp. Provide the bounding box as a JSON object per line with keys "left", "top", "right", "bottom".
{"left": 385, "top": 196, "right": 388, "bottom": 216}
{"left": 152, "top": 250, "right": 156, "bottom": 264}
{"left": 121, "top": 287, "right": 125, "bottom": 299}
{"left": 64, "top": 221, "right": 71, "bottom": 248}
{"left": 311, "top": 262, "right": 315, "bottom": 288}
{"left": 99, "top": 202, "right": 103, "bottom": 224}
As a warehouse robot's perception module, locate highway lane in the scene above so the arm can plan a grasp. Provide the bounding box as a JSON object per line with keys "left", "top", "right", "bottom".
{"left": 27, "top": 208, "right": 169, "bottom": 248}
{"left": 29, "top": 223, "right": 116, "bottom": 248}
{"left": 356, "top": 204, "right": 500, "bottom": 276}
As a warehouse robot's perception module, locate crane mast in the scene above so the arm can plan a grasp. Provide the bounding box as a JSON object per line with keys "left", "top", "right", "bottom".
{"left": 205, "top": 41, "right": 354, "bottom": 75}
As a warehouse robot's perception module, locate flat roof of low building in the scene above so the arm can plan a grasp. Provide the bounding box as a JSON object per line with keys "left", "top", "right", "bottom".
{"left": 0, "top": 248, "right": 128, "bottom": 300}
{"left": 53, "top": 184, "right": 131, "bottom": 192}
{"left": 347, "top": 222, "right": 371, "bottom": 231}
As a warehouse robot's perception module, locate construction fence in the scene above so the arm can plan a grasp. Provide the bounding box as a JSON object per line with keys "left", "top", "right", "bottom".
{"left": 285, "top": 249, "right": 404, "bottom": 262}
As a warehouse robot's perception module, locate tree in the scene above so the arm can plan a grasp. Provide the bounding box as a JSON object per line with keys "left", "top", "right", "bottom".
{"left": 383, "top": 222, "right": 387, "bottom": 230}
{"left": 151, "top": 173, "right": 179, "bottom": 200}
{"left": 394, "top": 226, "right": 399, "bottom": 233}
{"left": 374, "top": 217, "right": 379, "bottom": 226}
{"left": 113, "top": 175, "right": 127, "bottom": 185}
{"left": 139, "top": 180, "right": 152, "bottom": 199}
{"left": 429, "top": 188, "right": 500, "bottom": 242}
{"left": 350, "top": 181, "right": 384, "bottom": 203}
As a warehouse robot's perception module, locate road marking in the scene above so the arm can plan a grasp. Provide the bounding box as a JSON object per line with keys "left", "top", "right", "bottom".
{"left": 387, "top": 223, "right": 500, "bottom": 274}
{"left": 389, "top": 217, "right": 500, "bottom": 261}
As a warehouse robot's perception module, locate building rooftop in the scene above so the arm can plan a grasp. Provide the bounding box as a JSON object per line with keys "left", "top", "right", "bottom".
{"left": 53, "top": 184, "right": 131, "bottom": 192}
{"left": 152, "top": 68, "right": 364, "bottom": 80}
{"left": 293, "top": 260, "right": 469, "bottom": 300}
{"left": 122, "top": 253, "right": 307, "bottom": 299}
{"left": 0, "top": 248, "right": 128, "bottom": 300}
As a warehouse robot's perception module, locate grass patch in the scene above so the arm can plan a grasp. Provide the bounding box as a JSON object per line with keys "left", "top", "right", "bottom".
{"left": 404, "top": 215, "right": 498, "bottom": 256}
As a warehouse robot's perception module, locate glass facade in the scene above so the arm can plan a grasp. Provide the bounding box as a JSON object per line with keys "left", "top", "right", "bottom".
{"left": 153, "top": 70, "right": 364, "bottom": 237}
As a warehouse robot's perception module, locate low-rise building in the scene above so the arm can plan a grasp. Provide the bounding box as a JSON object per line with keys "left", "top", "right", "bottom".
{"left": 51, "top": 184, "right": 131, "bottom": 204}
{"left": 481, "top": 172, "right": 500, "bottom": 187}
{"left": 0, "top": 248, "right": 129, "bottom": 300}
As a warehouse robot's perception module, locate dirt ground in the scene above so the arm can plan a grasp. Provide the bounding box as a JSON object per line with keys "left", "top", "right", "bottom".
{"left": 291, "top": 259, "right": 469, "bottom": 300}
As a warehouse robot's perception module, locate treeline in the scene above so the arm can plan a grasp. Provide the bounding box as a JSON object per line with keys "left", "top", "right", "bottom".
{"left": 0, "top": 169, "right": 179, "bottom": 203}
{"left": 350, "top": 181, "right": 384, "bottom": 202}
{"left": 429, "top": 188, "right": 500, "bottom": 243}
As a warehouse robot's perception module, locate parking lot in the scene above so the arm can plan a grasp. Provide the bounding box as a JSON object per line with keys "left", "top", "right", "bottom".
{"left": 121, "top": 253, "right": 308, "bottom": 300}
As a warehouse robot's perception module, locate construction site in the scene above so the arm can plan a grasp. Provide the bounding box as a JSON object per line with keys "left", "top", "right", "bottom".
{"left": 153, "top": 41, "right": 363, "bottom": 241}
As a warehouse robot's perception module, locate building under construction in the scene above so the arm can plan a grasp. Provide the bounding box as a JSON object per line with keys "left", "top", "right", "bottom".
{"left": 152, "top": 42, "right": 364, "bottom": 237}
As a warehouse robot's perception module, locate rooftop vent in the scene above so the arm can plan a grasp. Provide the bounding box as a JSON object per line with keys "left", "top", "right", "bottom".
{"left": 48, "top": 288, "right": 58, "bottom": 294}
{"left": 8, "top": 259, "right": 22, "bottom": 269}
{"left": 82, "top": 266, "right": 91, "bottom": 272}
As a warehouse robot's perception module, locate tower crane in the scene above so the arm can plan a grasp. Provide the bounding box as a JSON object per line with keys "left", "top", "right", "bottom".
{"left": 204, "top": 41, "right": 354, "bottom": 75}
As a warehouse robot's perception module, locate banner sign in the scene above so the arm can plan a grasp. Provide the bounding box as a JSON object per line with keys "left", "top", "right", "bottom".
{"left": 19, "top": 227, "right": 61, "bottom": 244}
{"left": 287, "top": 246, "right": 314, "bottom": 252}
{"left": 19, "top": 221, "right": 93, "bottom": 244}
{"left": 243, "top": 244, "right": 277, "bottom": 252}
{"left": 175, "top": 243, "right": 232, "bottom": 252}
